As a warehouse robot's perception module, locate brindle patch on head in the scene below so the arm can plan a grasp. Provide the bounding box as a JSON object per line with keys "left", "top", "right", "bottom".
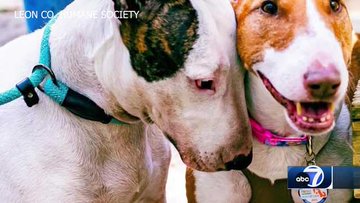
{"left": 118, "top": 0, "right": 199, "bottom": 82}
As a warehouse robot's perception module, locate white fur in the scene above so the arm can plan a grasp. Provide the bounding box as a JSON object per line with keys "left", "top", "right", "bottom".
{"left": 183, "top": 0, "right": 248, "bottom": 156}
{"left": 0, "top": 2, "right": 170, "bottom": 202}
{"left": 193, "top": 0, "right": 353, "bottom": 202}
{"left": 254, "top": 0, "right": 348, "bottom": 103}
{"left": 243, "top": 0, "right": 350, "bottom": 183}
{"left": 194, "top": 170, "right": 251, "bottom": 203}
{"left": 193, "top": 103, "right": 352, "bottom": 203}
{"left": 249, "top": 0, "right": 348, "bottom": 135}
{"left": 92, "top": 0, "right": 252, "bottom": 171}
{"left": 0, "top": 0, "right": 250, "bottom": 201}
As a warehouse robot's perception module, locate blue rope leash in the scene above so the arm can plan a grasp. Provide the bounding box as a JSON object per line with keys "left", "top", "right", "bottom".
{"left": 0, "top": 15, "right": 124, "bottom": 125}
{"left": 0, "top": 15, "right": 63, "bottom": 106}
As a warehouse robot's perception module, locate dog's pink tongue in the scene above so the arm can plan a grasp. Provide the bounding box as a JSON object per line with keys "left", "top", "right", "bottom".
{"left": 301, "top": 102, "right": 330, "bottom": 118}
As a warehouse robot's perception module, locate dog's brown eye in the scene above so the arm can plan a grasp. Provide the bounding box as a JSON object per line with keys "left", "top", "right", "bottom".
{"left": 195, "top": 79, "right": 215, "bottom": 91}
{"left": 261, "top": 1, "right": 278, "bottom": 15}
{"left": 330, "top": 0, "right": 341, "bottom": 13}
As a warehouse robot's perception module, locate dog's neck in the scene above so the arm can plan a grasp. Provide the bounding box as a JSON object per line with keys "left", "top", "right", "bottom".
{"left": 246, "top": 72, "right": 332, "bottom": 182}
{"left": 48, "top": 0, "right": 142, "bottom": 124}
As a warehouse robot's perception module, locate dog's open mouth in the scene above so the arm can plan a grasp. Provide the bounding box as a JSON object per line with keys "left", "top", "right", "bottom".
{"left": 258, "top": 72, "right": 335, "bottom": 134}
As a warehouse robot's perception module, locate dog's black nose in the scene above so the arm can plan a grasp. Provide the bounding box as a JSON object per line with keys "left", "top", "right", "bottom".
{"left": 224, "top": 150, "right": 253, "bottom": 171}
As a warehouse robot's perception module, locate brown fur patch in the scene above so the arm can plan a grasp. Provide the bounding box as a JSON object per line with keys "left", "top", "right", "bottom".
{"left": 313, "top": 0, "right": 353, "bottom": 64}
{"left": 232, "top": 0, "right": 352, "bottom": 72}
{"left": 310, "top": 0, "right": 354, "bottom": 105}
{"left": 186, "top": 168, "right": 197, "bottom": 203}
{"left": 136, "top": 25, "right": 148, "bottom": 53}
{"left": 233, "top": 0, "right": 308, "bottom": 69}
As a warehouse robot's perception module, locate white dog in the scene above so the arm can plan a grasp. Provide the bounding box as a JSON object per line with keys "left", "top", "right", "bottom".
{"left": 188, "top": 0, "right": 355, "bottom": 202}
{"left": 0, "top": 0, "right": 252, "bottom": 202}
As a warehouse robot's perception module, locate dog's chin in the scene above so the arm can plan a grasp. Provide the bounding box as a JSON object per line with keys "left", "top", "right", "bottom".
{"left": 258, "top": 72, "right": 336, "bottom": 135}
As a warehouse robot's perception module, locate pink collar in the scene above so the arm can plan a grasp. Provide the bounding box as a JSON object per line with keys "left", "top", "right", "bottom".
{"left": 250, "top": 118, "right": 309, "bottom": 146}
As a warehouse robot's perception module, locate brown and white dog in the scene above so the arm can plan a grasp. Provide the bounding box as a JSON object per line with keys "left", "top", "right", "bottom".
{"left": 188, "top": 0, "right": 356, "bottom": 202}
{"left": 0, "top": 0, "right": 253, "bottom": 202}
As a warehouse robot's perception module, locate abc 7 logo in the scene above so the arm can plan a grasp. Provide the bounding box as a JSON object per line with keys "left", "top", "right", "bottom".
{"left": 295, "top": 172, "right": 311, "bottom": 187}
{"left": 295, "top": 166, "right": 324, "bottom": 188}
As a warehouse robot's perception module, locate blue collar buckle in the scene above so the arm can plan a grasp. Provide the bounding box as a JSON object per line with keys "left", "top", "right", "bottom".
{"left": 16, "top": 77, "right": 39, "bottom": 107}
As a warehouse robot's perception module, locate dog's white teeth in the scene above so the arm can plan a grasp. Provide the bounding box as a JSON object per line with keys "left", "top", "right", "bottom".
{"left": 308, "top": 118, "right": 314, "bottom": 123}
{"left": 320, "top": 117, "right": 326, "bottom": 123}
{"left": 296, "top": 102, "right": 302, "bottom": 116}
{"left": 330, "top": 103, "right": 335, "bottom": 113}
{"left": 302, "top": 116, "right": 308, "bottom": 121}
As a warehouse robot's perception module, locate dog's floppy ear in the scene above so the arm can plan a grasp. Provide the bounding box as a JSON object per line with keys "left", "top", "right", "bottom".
{"left": 118, "top": 0, "right": 199, "bottom": 82}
